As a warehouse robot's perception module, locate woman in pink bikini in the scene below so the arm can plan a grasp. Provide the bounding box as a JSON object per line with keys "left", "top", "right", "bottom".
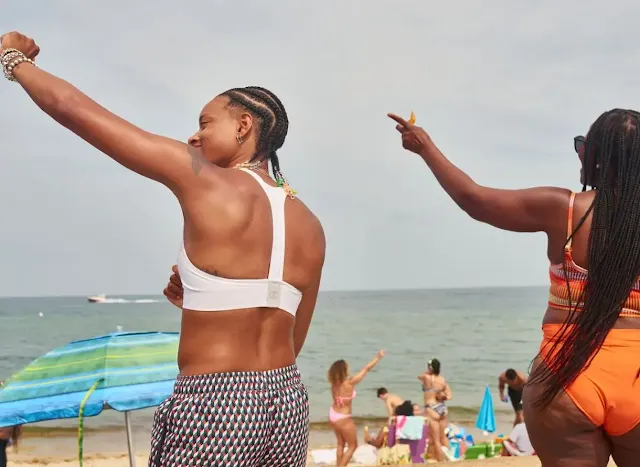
{"left": 327, "top": 350, "right": 385, "bottom": 466}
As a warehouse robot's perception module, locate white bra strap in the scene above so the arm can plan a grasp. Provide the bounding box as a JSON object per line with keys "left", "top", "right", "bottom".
{"left": 239, "top": 169, "right": 286, "bottom": 281}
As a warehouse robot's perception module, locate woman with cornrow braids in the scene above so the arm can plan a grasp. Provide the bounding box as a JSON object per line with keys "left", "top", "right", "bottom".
{"left": 389, "top": 109, "right": 640, "bottom": 466}
{"left": 0, "top": 32, "right": 325, "bottom": 467}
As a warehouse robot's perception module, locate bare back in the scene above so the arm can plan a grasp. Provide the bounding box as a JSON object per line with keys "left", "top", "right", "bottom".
{"left": 386, "top": 393, "right": 404, "bottom": 415}
{"left": 421, "top": 373, "right": 447, "bottom": 406}
{"left": 331, "top": 381, "right": 356, "bottom": 415}
{"left": 543, "top": 190, "right": 640, "bottom": 330}
{"left": 178, "top": 168, "right": 325, "bottom": 375}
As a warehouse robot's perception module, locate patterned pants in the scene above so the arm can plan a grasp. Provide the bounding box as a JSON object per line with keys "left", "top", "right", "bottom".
{"left": 149, "top": 365, "right": 309, "bottom": 467}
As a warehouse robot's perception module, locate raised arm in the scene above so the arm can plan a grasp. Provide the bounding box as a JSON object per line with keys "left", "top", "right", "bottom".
{"left": 388, "top": 113, "right": 570, "bottom": 234}
{"left": 349, "top": 350, "right": 385, "bottom": 385}
{"left": 1, "top": 33, "right": 211, "bottom": 196}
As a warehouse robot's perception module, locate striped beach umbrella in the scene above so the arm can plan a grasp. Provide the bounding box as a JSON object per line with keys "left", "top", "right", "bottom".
{"left": 0, "top": 331, "right": 179, "bottom": 467}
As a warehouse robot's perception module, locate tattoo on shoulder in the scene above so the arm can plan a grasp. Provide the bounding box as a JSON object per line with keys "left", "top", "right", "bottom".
{"left": 188, "top": 146, "right": 204, "bottom": 175}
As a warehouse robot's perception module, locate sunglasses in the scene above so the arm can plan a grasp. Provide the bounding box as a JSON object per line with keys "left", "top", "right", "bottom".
{"left": 574, "top": 135, "right": 586, "bottom": 153}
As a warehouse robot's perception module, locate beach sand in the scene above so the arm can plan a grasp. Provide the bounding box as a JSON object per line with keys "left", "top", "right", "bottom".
{"left": 7, "top": 452, "right": 619, "bottom": 467}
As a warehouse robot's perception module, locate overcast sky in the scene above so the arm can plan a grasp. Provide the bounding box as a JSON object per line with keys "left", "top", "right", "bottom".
{"left": 1, "top": 1, "right": 638, "bottom": 296}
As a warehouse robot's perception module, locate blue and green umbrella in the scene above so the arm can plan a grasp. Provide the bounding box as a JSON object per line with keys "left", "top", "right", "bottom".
{"left": 0, "top": 331, "right": 179, "bottom": 467}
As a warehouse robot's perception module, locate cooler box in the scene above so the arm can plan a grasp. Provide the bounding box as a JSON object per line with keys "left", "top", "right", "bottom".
{"left": 463, "top": 442, "right": 502, "bottom": 460}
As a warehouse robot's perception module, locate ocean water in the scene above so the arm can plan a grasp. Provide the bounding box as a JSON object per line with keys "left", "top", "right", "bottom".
{"left": 0, "top": 287, "right": 546, "bottom": 454}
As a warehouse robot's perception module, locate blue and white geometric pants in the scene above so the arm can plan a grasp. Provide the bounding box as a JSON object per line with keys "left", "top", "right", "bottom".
{"left": 149, "top": 365, "right": 309, "bottom": 466}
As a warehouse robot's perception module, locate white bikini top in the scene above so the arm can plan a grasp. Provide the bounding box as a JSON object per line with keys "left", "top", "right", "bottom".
{"left": 177, "top": 169, "right": 303, "bottom": 316}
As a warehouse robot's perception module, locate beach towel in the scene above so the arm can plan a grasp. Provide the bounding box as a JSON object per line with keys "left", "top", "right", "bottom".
{"left": 395, "top": 415, "right": 424, "bottom": 440}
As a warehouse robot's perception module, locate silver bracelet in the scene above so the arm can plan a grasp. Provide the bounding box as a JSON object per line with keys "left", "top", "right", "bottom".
{"left": 0, "top": 48, "right": 36, "bottom": 82}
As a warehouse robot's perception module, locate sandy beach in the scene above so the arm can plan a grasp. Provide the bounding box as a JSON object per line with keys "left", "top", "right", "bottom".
{"left": 6, "top": 451, "right": 619, "bottom": 467}
{"left": 5, "top": 418, "right": 620, "bottom": 467}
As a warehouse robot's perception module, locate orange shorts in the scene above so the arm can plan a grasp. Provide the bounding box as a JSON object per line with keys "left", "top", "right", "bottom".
{"left": 540, "top": 324, "right": 640, "bottom": 436}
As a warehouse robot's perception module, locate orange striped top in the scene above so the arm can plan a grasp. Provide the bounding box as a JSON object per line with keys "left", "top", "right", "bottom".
{"left": 548, "top": 192, "right": 640, "bottom": 318}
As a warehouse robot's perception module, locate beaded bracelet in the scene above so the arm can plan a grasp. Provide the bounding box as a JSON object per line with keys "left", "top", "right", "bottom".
{"left": 0, "top": 48, "right": 36, "bottom": 82}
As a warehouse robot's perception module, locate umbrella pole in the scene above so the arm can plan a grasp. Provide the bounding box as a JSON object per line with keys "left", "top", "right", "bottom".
{"left": 124, "top": 411, "right": 136, "bottom": 467}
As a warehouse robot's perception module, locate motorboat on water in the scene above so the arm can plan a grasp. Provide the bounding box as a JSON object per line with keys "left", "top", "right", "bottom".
{"left": 87, "top": 294, "right": 107, "bottom": 303}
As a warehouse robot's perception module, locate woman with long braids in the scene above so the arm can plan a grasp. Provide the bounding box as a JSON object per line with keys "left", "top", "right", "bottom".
{"left": 1, "top": 32, "right": 325, "bottom": 466}
{"left": 389, "top": 110, "right": 640, "bottom": 466}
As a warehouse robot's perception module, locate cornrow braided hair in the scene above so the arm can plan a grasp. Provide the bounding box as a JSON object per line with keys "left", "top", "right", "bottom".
{"left": 530, "top": 108, "right": 640, "bottom": 408}
{"left": 221, "top": 86, "right": 292, "bottom": 191}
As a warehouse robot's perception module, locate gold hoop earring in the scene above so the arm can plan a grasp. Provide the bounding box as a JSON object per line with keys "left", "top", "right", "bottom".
{"left": 236, "top": 134, "right": 244, "bottom": 145}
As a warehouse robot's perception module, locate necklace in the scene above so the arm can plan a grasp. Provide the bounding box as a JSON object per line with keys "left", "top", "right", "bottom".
{"left": 234, "top": 160, "right": 297, "bottom": 199}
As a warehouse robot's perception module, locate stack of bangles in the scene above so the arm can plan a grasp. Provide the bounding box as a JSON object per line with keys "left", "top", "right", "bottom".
{"left": 1, "top": 48, "right": 36, "bottom": 82}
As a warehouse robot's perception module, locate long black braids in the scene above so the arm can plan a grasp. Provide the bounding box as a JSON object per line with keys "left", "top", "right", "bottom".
{"left": 220, "top": 86, "right": 291, "bottom": 189}
{"left": 530, "top": 109, "right": 640, "bottom": 408}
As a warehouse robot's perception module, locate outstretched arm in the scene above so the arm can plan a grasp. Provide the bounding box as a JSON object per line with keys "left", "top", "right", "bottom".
{"left": 388, "top": 114, "right": 570, "bottom": 234}
{"left": 349, "top": 350, "right": 385, "bottom": 385}
{"left": 3, "top": 34, "right": 211, "bottom": 196}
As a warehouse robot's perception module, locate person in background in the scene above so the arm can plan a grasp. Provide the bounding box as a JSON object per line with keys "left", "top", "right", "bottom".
{"left": 0, "top": 382, "right": 22, "bottom": 467}
{"left": 376, "top": 387, "right": 404, "bottom": 419}
{"left": 328, "top": 351, "right": 385, "bottom": 466}
{"left": 498, "top": 368, "right": 527, "bottom": 426}
{"left": 418, "top": 358, "right": 452, "bottom": 462}
{"left": 388, "top": 108, "right": 640, "bottom": 465}
{"left": 364, "top": 400, "right": 417, "bottom": 448}
{"left": 501, "top": 413, "right": 535, "bottom": 457}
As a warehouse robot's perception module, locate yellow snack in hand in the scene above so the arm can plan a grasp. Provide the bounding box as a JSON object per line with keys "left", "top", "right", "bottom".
{"left": 408, "top": 111, "right": 416, "bottom": 125}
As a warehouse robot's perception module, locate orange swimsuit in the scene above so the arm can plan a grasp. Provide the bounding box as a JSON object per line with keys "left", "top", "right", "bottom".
{"left": 544, "top": 192, "right": 640, "bottom": 436}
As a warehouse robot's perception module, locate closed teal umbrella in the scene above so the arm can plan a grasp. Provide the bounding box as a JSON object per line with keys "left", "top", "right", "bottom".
{"left": 0, "top": 331, "right": 179, "bottom": 467}
{"left": 475, "top": 385, "right": 496, "bottom": 433}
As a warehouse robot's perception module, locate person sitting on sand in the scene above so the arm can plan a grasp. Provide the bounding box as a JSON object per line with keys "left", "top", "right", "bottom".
{"left": 0, "top": 31, "right": 326, "bottom": 467}
{"left": 501, "top": 414, "right": 535, "bottom": 457}
{"left": 364, "top": 400, "right": 418, "bottom": 448}
{"left": 499, "top": 368, "right": 527, "bottom": 426}
{"left": 328, "top": 351, "right": 385, "bottom": 466}
{"left": 376, "top": 387, "right": 404, "bottom": 418}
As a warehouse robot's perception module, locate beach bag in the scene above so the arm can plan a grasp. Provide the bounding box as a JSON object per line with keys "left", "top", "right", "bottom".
{"left": 376, "top": 427, "right": 412, "bottom": 465}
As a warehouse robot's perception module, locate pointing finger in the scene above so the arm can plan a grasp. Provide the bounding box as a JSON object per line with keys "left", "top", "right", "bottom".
{"left": 388, "top": 113, "right": 411, "bottom": 128}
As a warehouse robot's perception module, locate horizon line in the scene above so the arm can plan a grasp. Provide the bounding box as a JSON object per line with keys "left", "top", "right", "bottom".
{"left": 0, "top": 283, "right": 548, "bottom": 300}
